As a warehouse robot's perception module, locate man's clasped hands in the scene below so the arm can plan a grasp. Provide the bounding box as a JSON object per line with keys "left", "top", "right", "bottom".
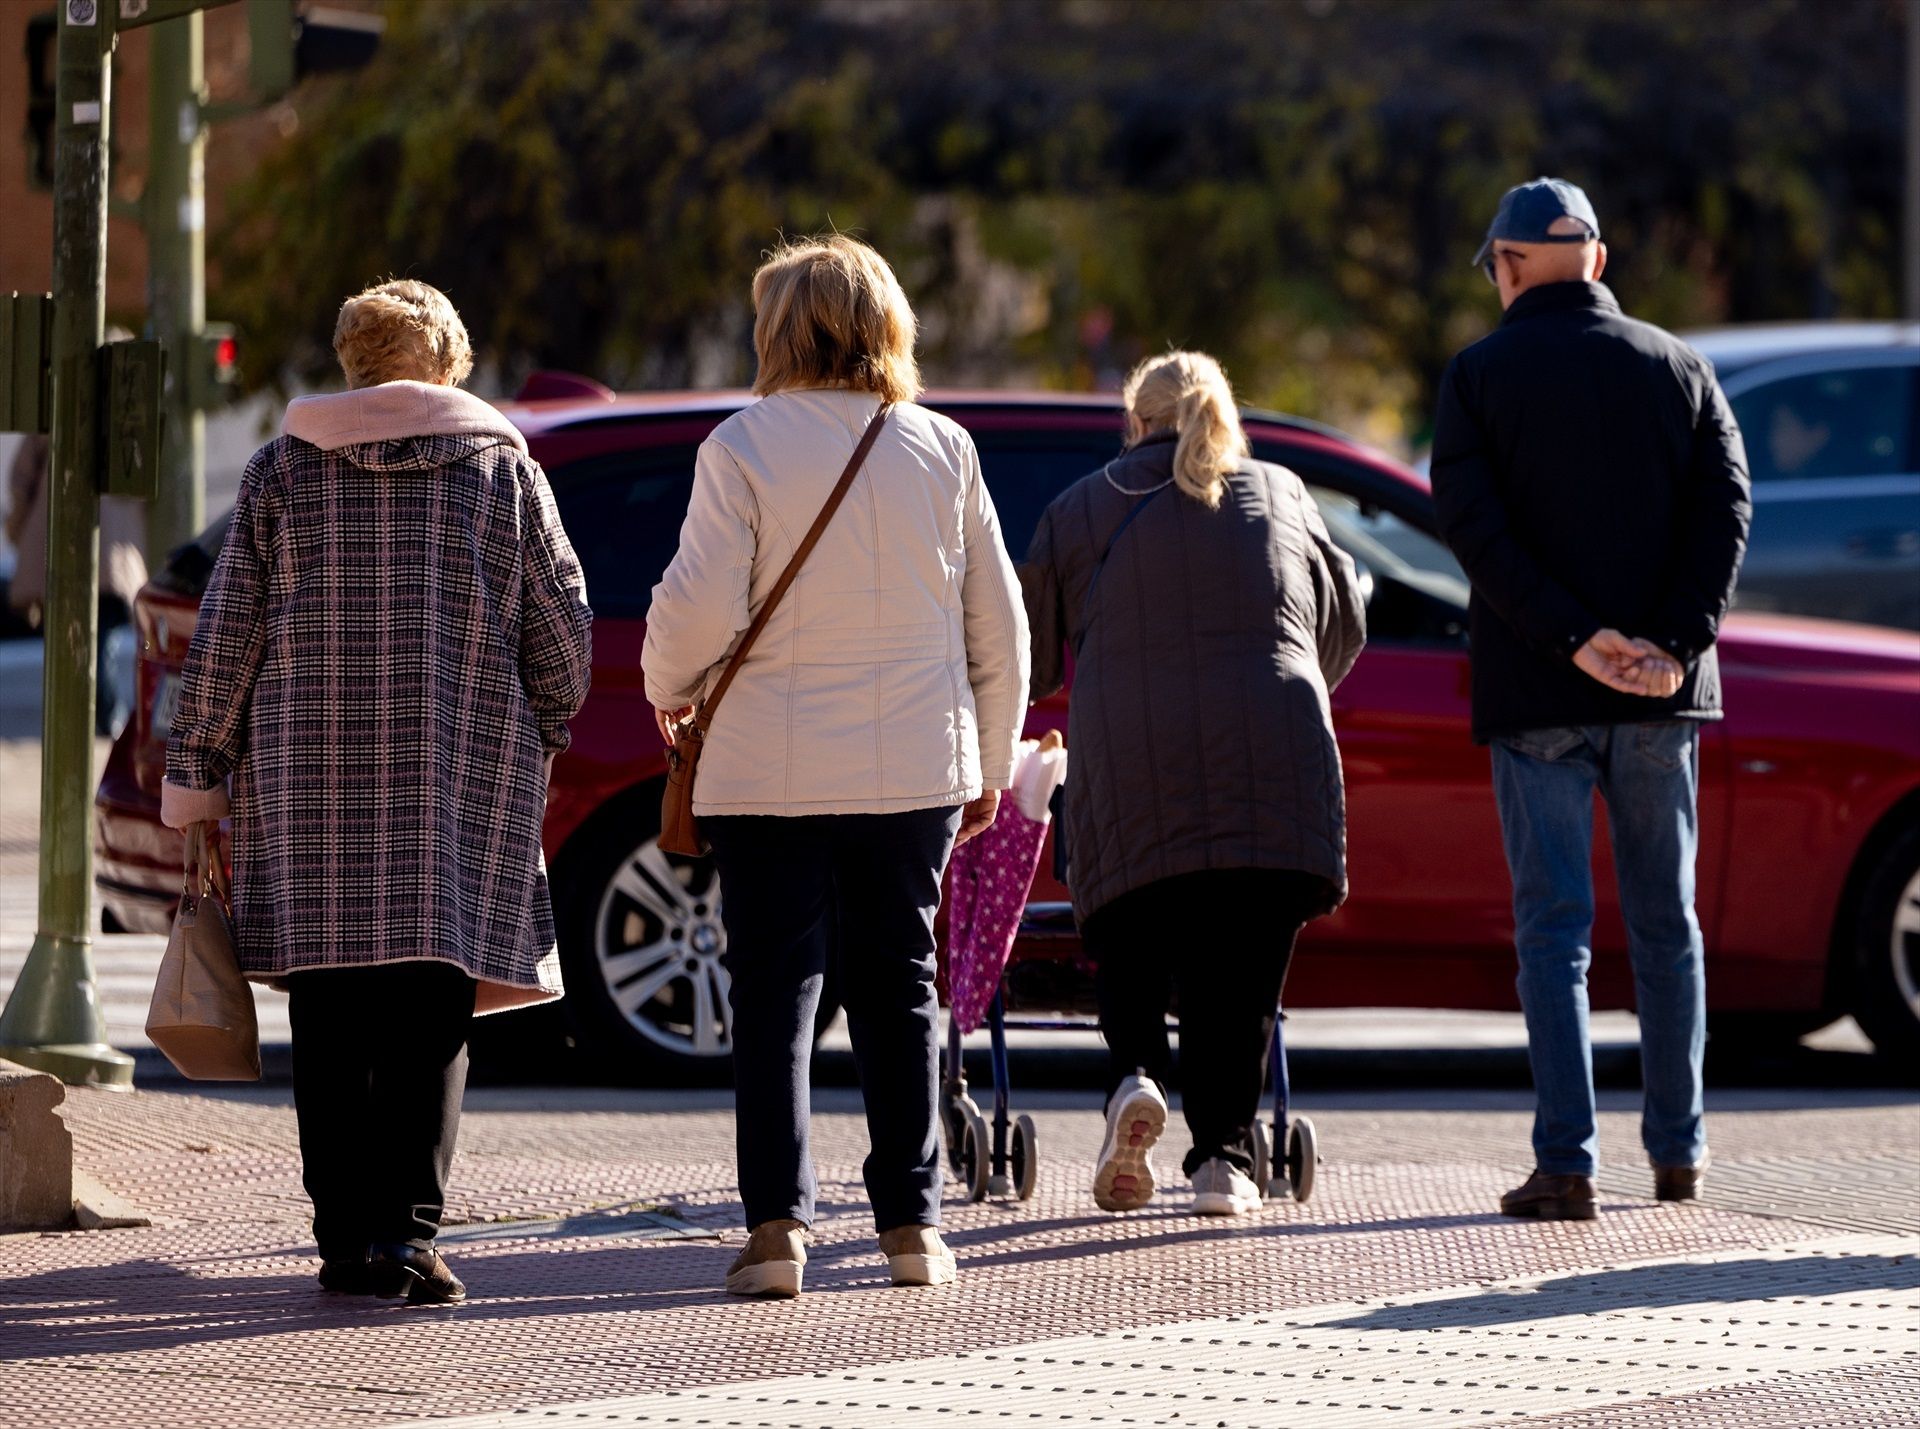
{"left": 1573, "top": 629, "right": 1686, "bottom": 699}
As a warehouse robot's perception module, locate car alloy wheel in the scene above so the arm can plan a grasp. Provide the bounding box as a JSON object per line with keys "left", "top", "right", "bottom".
{"left": 1890, "top": 864, "right": 1920, "bottom": 1032}
{"left": 1849, "top": 822, "right": 1920, "bottom": 1068}
{"left": 593, "top": 835, "right": 732, "bottom": 1061}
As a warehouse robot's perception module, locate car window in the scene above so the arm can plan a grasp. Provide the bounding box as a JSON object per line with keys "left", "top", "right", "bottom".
{"left": 972, "top": 438, "right": 1120, "bottom": 561}
{"left": 1730, "top": 365, "right": 1914, "bottom": 482}
{"left": 548, "top": 446, "right": 700, "bottom": 620}
{"left": 549, "top": 434, "right": 1114, "bottom": 617}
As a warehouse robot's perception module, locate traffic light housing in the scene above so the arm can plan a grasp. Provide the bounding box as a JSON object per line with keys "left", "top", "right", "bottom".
{"left": 24, "top": 11, "right": 56, "bottom": 191}
{"left": 250, "top": 1, "right": 384, "bottom": 101}
{"left": 187, "top": 323, "right": 240, "bottom": 409}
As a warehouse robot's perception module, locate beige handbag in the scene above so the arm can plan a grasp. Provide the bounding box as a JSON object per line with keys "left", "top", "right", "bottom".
{"left": 146, "top": 822, "right": 261, "bottom": 1081}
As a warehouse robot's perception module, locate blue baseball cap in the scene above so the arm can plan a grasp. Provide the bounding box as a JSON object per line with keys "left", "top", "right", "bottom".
{"left": 1472, "top": 177, "right": 1601, "bottom": 268}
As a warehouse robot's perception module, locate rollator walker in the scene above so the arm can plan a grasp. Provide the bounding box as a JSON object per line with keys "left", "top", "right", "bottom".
{"left": 936, "top": 755, "right": 1319, "bottom": 1205}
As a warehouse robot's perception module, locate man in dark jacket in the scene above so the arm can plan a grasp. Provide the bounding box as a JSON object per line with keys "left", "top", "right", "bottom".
{"left": 1431, "top": 177, "right": 1751, "bottom": 1222}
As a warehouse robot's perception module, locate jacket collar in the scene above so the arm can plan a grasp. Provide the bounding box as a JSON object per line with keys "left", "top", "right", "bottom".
{"left": 1501, "top": 280, "right": 1621, "bottom": 327}
{"left": 283, "top": 381, "right": 528, "bottom": 454}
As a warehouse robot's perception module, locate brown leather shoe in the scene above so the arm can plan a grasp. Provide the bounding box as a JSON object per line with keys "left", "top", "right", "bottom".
{"left": 1654, "top": 1157, "right": 1708, "bottom": 1202}
{"left": 1499, "top": 1169, "right": 1598, "bottom": 1221}
{"left": 368, "top": 1243, "right": 467, "bottom": 1305}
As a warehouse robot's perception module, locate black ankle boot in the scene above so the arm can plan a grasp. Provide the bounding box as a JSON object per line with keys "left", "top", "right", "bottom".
{"left": 368, "top": 1243, "right": 467, "bottom": 1304}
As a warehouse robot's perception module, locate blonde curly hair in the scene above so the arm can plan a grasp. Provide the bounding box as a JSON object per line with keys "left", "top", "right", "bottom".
{"left": 332, "top": 279, "right": 474, "bottom": 390}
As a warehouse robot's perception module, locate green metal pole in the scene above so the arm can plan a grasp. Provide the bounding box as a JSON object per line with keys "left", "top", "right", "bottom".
{"left": 145, "top": 10, "right": 207, "bottom": 561}
{"left": 0, "top": 0, "right": 134, "bottom": 1087}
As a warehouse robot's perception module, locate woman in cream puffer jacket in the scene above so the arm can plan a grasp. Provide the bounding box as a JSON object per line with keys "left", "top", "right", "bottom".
{"left": 642, "top": 236, "right": 1028, "bottom": 1300}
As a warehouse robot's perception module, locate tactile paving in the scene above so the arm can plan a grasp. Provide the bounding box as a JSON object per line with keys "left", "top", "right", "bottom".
{"left": 3, "top": 1085, "right": 1913, "bottom": 1428}
{"left": 417, "top": 1236, "right": 1920, "bottom": 1427}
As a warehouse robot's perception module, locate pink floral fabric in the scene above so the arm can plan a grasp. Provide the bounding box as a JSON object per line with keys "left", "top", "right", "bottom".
{"left": 944, "top": 803, "right": 1051, "bottom": 1034}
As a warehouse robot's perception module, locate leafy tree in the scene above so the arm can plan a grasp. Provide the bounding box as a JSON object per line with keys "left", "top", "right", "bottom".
{"left": 217, "top": 0, "right": 1906, "bottom": 447}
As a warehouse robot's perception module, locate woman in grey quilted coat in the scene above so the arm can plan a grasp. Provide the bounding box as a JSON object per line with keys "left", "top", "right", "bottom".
{"left": 161, "top": 281, "right": 592, "bottom": 1303}
{"left": 1023, "top": 351, "right": 1366, "bottom": 1221}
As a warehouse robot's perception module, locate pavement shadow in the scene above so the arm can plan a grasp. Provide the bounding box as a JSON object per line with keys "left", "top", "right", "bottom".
{"left": 0, "top": 1239, "right": 750, "bottom": 1362}
{"left": 933, "top": 1206, "right": 1515, "bottom": 1273}
{"left": 1317, "top": 1252, "right": 1920, "bottom": 1331}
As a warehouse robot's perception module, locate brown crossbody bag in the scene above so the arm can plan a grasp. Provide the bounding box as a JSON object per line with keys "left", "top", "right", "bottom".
{"left": 659, "top": 404, "right": 892, "bottom": 856}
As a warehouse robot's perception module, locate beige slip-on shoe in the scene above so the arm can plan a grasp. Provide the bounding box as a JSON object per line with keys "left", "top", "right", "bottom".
{"left": 725, "top": 1218, "right": 807, "bottom": 1298}
{"left": 878, "top": 1224, "right": 957, "bottom": 1287}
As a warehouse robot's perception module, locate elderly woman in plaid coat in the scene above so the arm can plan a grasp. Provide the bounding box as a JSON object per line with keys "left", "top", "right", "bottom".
{"left": 161, "top": 280, "right": 592, "bottom": 1305}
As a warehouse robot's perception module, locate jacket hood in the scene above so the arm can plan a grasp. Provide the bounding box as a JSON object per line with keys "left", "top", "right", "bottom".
{"left": 283, "top": 381, "right": 528, "bottom": 455}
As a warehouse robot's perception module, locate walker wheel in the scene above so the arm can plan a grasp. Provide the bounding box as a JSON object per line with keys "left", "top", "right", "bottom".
{"left": 1250, "top": 1117, "right": 1275, "bottom": 1200}
{"left": 1286, "top": 1115, "right": 1318, "bottom": 1204}
{"left": 1011, "top": 1113, "right": 1039, "bottom": 1201}
{"left": 958, "top": 1107, "right": 991, "bottom": 1202}
{"left": 943, "top": 1091, "right": 983, "bottom": 1175}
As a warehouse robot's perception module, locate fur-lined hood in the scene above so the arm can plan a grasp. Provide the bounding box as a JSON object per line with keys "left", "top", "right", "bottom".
{"left": 283, "top": 381, "right": 527, "bottom": 455}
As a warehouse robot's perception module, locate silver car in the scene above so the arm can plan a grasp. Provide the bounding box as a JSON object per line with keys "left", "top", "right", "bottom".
{"left": 1685, "top": 322, "right": 1920, "bottom": 631}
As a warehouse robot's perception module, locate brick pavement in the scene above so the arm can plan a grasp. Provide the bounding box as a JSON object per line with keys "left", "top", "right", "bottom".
{"left": 1, "top": 1082, "right": 1914, "bottom": 1427}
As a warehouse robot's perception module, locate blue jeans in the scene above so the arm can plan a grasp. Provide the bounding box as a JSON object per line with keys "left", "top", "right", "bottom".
{"left": 1491, "top": 722, "right": 1708, "bottom": 1177}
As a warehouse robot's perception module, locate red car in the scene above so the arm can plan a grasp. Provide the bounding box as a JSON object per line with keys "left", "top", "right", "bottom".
{"left": 96, "top": 384, "right": 1920, "bottom": 1076}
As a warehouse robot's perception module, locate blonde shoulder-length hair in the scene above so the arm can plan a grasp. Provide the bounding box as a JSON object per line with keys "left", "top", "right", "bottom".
{"left": 1122, "top": 351, "right": 1250, "bottom": 509}
{"left": 750, "top": 235, "right": 922, "bottom": 404}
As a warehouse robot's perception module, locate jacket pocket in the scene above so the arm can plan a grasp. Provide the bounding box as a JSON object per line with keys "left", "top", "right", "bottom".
{"left": 1497, "top": 726, "right": 1586, "bottom": 763}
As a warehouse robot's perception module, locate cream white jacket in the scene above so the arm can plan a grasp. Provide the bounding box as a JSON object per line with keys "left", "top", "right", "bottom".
{"left": 642, "top": 390, "right": 1030, "bottom": 816}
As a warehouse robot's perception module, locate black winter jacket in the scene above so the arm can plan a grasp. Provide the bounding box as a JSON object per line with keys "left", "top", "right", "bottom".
{"left": 1430, "top": 281, "right": 1752, "bottom": 743}
{"left": 1022, "top": 435, "right": 1368, "bottom": 923}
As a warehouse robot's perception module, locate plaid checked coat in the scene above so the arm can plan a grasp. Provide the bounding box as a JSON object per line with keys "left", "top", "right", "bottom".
{"left": 162, "top": 383, "right": 593, "bottom": 1013}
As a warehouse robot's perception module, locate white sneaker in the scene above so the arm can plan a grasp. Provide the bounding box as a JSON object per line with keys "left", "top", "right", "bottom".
{"left": 1092, "top": 1071, "right": 1168, "bottom": 1212}
{"left": 1191, "top": 1157, "right": 1262, "bottom": 1216}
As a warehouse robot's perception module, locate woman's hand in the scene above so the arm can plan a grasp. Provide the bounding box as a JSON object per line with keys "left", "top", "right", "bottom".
{"left": 955, "top": 789, "right": 1000, "bottom": 847}
{"left": 193, "top": 821, "right": 232, "bottom": 903}
{"left": 654, "top": 706, "right": 694, "bottom": 746}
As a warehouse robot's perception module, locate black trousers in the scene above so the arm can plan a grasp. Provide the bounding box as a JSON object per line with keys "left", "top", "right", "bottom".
{"left": 286, "top": 961, "right": 477, "bottom": 1259}
{"left": 1082, "top": 868, "right": 1324, "bottom": 1176}
{"left": 703, "top": 805, "right": 961, "bottom": 1233}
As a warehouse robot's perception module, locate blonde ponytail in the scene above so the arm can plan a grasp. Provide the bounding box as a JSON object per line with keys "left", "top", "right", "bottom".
{"left": 1121, "top": 351, "right": 1249, "bottom": 509}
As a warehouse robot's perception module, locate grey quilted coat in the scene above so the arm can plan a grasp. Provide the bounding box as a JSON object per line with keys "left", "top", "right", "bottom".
{"left": 1022, "top": 433, "right": 1367, "bottom": 924}
{"left": 162, "top": 383, "right": 593, "bottom": 1013}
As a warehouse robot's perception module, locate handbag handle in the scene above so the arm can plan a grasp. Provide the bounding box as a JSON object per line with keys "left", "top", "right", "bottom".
{"left": 181, "top": 821, "right": 225, "bottom": 903}
{"left": 181, "top": 823, "right": 208, "bottom": 901}
{"left": 683, "top": 403, "right": 892, "bottom": 741}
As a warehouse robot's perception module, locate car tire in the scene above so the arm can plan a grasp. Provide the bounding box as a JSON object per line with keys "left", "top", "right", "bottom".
{"left": 1849, "top": 822, "right": 1920, "bottom": 1071}
{"left": 552, "top": 787, "right": 839, "bottom": 1084}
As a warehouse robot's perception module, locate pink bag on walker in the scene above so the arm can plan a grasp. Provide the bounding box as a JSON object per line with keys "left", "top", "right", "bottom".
{"left": 945, "top": 736, "right": 1069, "bottom": 1035}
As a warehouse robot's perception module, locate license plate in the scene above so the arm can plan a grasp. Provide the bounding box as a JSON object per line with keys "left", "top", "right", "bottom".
{"left": 150, "top": 672, "right": 180, "bottom": 740}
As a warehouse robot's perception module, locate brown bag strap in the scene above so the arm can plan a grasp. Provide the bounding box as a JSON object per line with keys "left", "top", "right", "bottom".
{"left": 692, "top": 403, "right": 892, "bottom": 734}
{"left": 181, "top": 823, "right": 209, "bottom": 900}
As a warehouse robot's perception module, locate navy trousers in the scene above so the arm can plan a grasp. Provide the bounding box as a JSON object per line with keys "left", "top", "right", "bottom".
{"left": 704, "top": 805, "right": 962, "bottom": 1232}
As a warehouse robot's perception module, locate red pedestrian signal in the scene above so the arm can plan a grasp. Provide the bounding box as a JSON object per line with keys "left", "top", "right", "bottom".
{"left": 191, "top": 324, "right": 240, "bottom": 409}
